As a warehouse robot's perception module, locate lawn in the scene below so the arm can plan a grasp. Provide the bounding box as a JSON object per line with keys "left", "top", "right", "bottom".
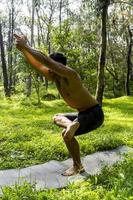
{"left": 0, "top": 96, "right": 133, "bottom": 199}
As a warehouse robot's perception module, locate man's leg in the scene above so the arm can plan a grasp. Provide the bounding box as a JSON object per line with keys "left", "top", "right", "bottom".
{"left": 62, "top": 135, "right": 85, "bottom": 176}
{"left": 53, "top": 114, "right": 80, "bottom": 140}
{"left": 53, "top": 114, "right": 84, "bottom": 176}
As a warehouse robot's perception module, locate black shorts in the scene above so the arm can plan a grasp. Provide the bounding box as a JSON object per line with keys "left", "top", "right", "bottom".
{"left": 63, "top": 104, "right": 104, "bottom": 136}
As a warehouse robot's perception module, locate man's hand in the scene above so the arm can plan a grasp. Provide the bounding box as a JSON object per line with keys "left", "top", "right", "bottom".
{"left": 14, "top": 34, "right": 28, "bottom": 51}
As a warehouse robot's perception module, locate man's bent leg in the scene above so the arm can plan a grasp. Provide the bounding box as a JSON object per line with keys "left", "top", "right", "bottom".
{"left": 62, "top": 136, "right": 84, "bottom": 176}
{"left": 54, "top": 114, "right": 84, "bottom": 176}
{"left": 53, "top": 114, "right": 80, "bottom": 140}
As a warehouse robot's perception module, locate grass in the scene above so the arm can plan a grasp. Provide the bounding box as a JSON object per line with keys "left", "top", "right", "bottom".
{"left": 0, "top": 96, "right": 133, "bottom": 169}
{"left": 0, "top": 95, "right": 133, "bottom": 199}
{"left": 0, "top": 97, "right": 70, "bottom": 169}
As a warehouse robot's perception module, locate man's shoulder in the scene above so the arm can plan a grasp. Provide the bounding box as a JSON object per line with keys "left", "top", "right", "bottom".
{"left": 63, "top": 66, "right": 80, "bottom": 79}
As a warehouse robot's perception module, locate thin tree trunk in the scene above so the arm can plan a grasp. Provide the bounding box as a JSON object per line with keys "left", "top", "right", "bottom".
{"left": 8, "top": 0, "right": 14, "bottom": 94}
{"left": 96, "top": 2, "right": 109, "bottom": 105}
{"left": 36, "top": 8, "right": 45, "bottom": 45}
{"left": 26, "top": 0, "right": 35, "bottom": 97}
{"left": 45, "top": 20, "right": 52, "bottom": 90}
{"left": 125, "top": 26, "right": 132, "bottom": 96}
{"left": 31, "top": 0, "right": 35, "bottom": 47}
{"left": 12, "top": 52, "right": 17, "bottom": 90}
{"left": 25, "top": 71, "right": 32, "bottom": 97}
{"left": 59, "top": 0, "right": 62, "bottom": 33}
{"left": 0, "top": 24, "right": 10, "bottom": 97}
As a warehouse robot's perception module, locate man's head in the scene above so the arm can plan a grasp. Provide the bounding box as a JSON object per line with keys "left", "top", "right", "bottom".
{"left": 49, "top": 52, "right": 67, "bottom": 66}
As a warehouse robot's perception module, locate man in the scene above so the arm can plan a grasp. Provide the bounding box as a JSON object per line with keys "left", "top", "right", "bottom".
{"left": 14, "top": 34, "right": 104, "bottom": 176}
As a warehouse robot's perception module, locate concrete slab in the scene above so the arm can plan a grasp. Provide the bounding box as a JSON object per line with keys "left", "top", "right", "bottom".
{"left": 0, "top": 145, "right": 132, "bottom": 194}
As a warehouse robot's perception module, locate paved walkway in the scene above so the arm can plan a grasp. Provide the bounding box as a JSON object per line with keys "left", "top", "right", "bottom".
{"left": 0, "top": 145, "right": 132, "bottom": 193}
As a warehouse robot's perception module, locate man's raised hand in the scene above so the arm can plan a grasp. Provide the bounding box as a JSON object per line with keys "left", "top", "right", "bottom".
{"left": 14, "top": 34, "right": 27, "bottom": 51}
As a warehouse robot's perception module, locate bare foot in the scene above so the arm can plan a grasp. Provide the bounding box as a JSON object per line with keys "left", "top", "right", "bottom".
{"left": 62, "top": 165, "right": 85, "bottom": 176}
{"left": 63, "top": 121, "right": 80, "bottom": 141}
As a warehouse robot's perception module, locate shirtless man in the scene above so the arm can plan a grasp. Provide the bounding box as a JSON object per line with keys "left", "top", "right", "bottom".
{"left": 14, "top": 34, "right": 104, "bottom": 176}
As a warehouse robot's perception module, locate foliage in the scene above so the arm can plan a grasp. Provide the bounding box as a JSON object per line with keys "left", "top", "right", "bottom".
{"left": 52, "top": 19, "right": 99, "bottom": 92}
{"left": 0, "top": 0, "right": 133, "bottom": 98}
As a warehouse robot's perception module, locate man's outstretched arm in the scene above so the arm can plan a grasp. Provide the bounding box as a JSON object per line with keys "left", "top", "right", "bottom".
{"left": 14, "top": 34, "right": 76, "bottom": 78}
{"left": 14, "top": 34, "right": 55, "bottom": 81}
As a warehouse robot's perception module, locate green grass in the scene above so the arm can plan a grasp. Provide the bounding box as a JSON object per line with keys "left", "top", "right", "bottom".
{"left": 0, "top": 96, "right": 133, "bottom": 169}
{"left": 0, "top": 97, "right": 70, "bottom": 169}
{"left": 0, "top": 96, "right": 133, "bottom": 199}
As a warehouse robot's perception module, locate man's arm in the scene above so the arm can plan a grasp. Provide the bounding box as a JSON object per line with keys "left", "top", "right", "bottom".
{"left": 14, "top": 34, "right": 76, "bottom": 78}
{"left": 21, "top": 49, "right": 55, "bottom": 81}
{"left": 14, "top": 34, "right": 55, "bottom": 81}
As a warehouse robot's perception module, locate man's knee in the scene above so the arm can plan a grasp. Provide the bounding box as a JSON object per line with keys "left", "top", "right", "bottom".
{"left": 62, "top": 133, "right": 74, "bottom": 142}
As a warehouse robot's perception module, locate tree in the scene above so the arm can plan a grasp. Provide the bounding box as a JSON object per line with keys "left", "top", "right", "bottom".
{"left": 95, "top": 0, "right": 110, "bottom": 105}
{"left": 25, "top": 0, "right": 36, "bottom": 97}
{"left": 125, "top": 25, "right": 133, "bottom": 95}
{"left": 103, "top": 2, "right": 133, "bottom": 97}
{"left": 0, "top": 24, "right": 10, "bottom": 97}
{"left": 7, "top": 0, "right": 16, "bottom": 94}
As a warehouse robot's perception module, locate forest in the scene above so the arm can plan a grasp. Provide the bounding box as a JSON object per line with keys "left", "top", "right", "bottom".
{"left": 0, "top": 0, "right": 132, "bottom": 104}
{"left": 0, "top": 0, "right": 133, "bottom": 199}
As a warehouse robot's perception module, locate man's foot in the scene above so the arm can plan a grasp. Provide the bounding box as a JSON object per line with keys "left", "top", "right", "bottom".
{"left": 63, "top": 121, "right": 80, "bottom": 141}
{"left": 62, "top": 165, "right": 85, "bottom": 176}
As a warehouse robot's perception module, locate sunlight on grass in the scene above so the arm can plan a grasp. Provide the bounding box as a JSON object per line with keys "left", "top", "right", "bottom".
{"left": 0, "top": 96, "right": 133, "bottom": 169}
{"left": 0, "top": 96, "right": 133, "bottom": 199}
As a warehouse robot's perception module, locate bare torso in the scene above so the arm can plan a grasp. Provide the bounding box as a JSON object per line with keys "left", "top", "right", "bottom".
{"left": 53, "top": 73, "right": 98, "bottom": 112}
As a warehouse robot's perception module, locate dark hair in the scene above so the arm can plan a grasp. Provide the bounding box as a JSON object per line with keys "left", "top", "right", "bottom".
{"left": 49, "top": 52, "right": 67, "bottom": 65}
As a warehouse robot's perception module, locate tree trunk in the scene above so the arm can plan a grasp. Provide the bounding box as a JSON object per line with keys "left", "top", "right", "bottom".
{"left": 26, "top": 0, "right": 35, "bottom": 97}
{"left": 125, "top": 26, "right": 132, "bottom": 96}
{"left": 12, "top": 52, "right": 17, "bottom": 91}
{"left": 8, "top": 0, "right": 15, "bottom": 94}
{"left": 0, "top": 24, "right": 10, "bottom": 97}
{"left": 25, "top": 71, "right": 32, "bottom": 97}
{"left": 96, "top": 2, "right": 109, "bottom": 105}
{"left": 59, "top": 0, "right": 62, "bottom": 33}
{"left": 31, "top": 0, "right": 35, "bottom": 47}
{"left": 36, "top": 8, "right": 45, "bottom": 45}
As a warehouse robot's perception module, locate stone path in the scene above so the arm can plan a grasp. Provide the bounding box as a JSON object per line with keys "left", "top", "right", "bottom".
{"left": 0, "top": 145, "right": 132, "bottom": 194}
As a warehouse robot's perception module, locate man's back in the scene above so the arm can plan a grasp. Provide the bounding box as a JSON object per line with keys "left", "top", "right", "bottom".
{"left": 53, "top": 72, "right": 98, "bottom": 112}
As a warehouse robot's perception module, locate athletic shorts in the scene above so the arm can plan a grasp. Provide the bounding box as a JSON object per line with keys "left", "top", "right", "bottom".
{"left": 63, "top": 104, "right": 104, "bottom": 136}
